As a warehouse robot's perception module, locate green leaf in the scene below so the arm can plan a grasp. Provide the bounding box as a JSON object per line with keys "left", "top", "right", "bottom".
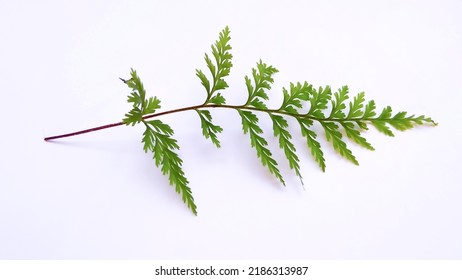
{"left": 245, "top": 76, "right": 254, "bottom": 99}
{"left": 371, "top": 106, "right": 394, "bottom": 136}
{"left": 341, "top": 122, "right": 375, "bottom": 150}
{"left": 123, "top": 107, "right": 143, "bottom": 126}
{"left": 196, "top": 69, "right": 210, "bottom": 95}
{"left": 196, "top": 26, "right": 233, "bottom": 104}
{"left": 122, "top": 70, "right": 161, "bottom": 126}
{"left": 126, "top": 68, "right": 146, "bottom": 106}
{"left": 279, "top": 82, "right": 311, "bottom": 114}
{"left": 149, "top": 119, "right": 175, "bottom": 136}
{"left": 208, "top": 93, "right": 226, "bottom": 105}
{"left": 250, "top": 99, "right": 267, "bottom": 110}
{"left": 321, "top": 121, "right": 359, "bottom": 165}
{"left": 388, "top": 111, "right": 414, "bottom": 131}
{"left": 387, "top": 111, "right": 436, "bottom": 131}
{"left": 143, "top": 96, "right": 161, "bottom": 115}
{"left": 127, "top": 91, "right": 142, "bottom": 107}
{"left": 378, "top": 106, "right": 393, "bottom": 119}
{"left": 121, "top": 68, "right": 196, "bottom": 214}
{"left": 347, "top": 92, "right": 366, "bottom": 119}
{"left": 144, "top": 120, "right": 197, "bottom": 215}
{"left": 330, "top": 85, "right": 349, "bottom": 119}
{"left": 371, "top": 120, "right": 394, "bottom": 136}
{"left": 245, "top": 60, "right": 279, "bottom": 108}
{"left": 204, "top": 54, "right": 216, "bottom": 80}
{"left": 214, "top": 79, "right": 229, "bottom": 91}
{"left": 363, "top": 100, "right": 377, "bottom": 119}
{"left": 298, "top": 118, "right": 326, "bottom": 171}
{"left": 307, "top": 86, "right": 332, "bottom": 119}
{"left": 270, "top": 114, "right": 302, "bottom": 183}
{"left": 196, "top": 109, "right": 223, "bottom": 148}
{"left": 142, "top": 123, "right": 155, "bottom": 152}
{"left": 356, "top": 121, "right": 368, "bottom": 130}
{"left": 112, "top": 28, "right": 436, "bottom": 215}
{"left": 238, "top": 109, "right": 285, "bottom": 185}
{"left": 364, "top": 102, "right": 436, "bottom": 136}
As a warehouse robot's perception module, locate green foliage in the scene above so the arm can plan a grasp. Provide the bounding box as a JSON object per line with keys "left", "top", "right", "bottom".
{"left": 238, "top": 61, "right": 286, "bottom": 184}
{"left": 238, "top": 109, "right": 285, "bottom": 185}
{"left": 196, "top": 26, "right": 233, "bottom": 103}
{"left": 119, "top": 27, "right": 435, "bottom": 214}
{"left": 123, "top": 69, "right": 161, "bottom": 126}
{"left": 279, "top": 82, "right": 311, "bottom": 114}
{"left": 271, "top": 114, "right": 302, "bottom": 183}
{"left": 341, "top": 122, "right": 374, "bottom": 151}
{"left": 298, "top": 118, "right": 326, "bottom": 171}
{"left": 195, "top": 26, "right": 233, "bottom": 146}
{"left": 196, "top": 109, "right": 223, "bottom": 148}
{"left": 321, "top": 122, "right": 358, "bottom": 165}
{"left": 307, "top": 86, "right": 332, "bottom": 119}
{"left": 143, "top": 120, "right": 196, "bottom": 215}
{"left": 122, "top": 69, "right": 197, "bottom": 215}
{"left": 330, "top": 86, "right": 349, "bottom": 119}
{"left": 245, "top": 60, "right": 279, "bottom": 109}
{"left": 347, "top": 91, "right": 366, "bottom": 119}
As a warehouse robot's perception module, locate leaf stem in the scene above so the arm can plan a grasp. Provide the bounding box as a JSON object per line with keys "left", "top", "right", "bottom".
{"left": 44, "top": 103, "right": 435, "bottom": 141}
{"left": 44, "top": 121, "right": 125, "bottom": 141}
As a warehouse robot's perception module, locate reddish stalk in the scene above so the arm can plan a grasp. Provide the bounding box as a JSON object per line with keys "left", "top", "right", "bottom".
{"left": 44, "top": 121, "right": 124, "bottom": 141}
{"left": 43, "top": 104, "right": 208, "bottom": 141}
{"left": 45, "top": 101, "right": 425, "bottom": 141}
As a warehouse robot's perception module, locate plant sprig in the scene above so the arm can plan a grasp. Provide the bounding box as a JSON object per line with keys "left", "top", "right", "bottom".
{"left": 44, "top": 26, "right": 436, "bottom": 215}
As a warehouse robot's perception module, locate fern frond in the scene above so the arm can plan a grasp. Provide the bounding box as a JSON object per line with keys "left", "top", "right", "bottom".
{"left": 194, "top": 27, "right": 233, "bottom": 146}
{"left": 208, "top": 93, "right": 226, "bottom": 105}
{"left": 330, "top": 86, "right": 349, "bottom": 119}
{"left": 241, "top": 61, "right": 285, "bottom": 183}
{"left": 321, "top": 121, "right": 359, "bottom": 165}
{"left": 238, "top": 109, "right": 285, "bottom": 185}
{"left": 122, "top": 69, "right": 161, "bottom": 126}
{"left": 271, "top": 114, "right": 302, "bottom": 183}
{"left": 245, "top": 60, "right": 279, "bottom": 109}
{"left": 341, "top": 122, "right": 375, "bottom": 150}
{"left": 143, "top": 96, "right": 161, "bottom": 115}
{"left": 307, "top": 86, "right": 332, "bottom": 118}
{"left": 279, "top": 82, "right": 311, "bottom": 114}
{"left": 46, "top": 27, "right": 436, "bottom": 215}
{"left": 124, "top": 107, "right": 143, "bottom": 126}
{"left": 196, "top": 109, "right": 223, "bottom": 148}
{"left": 363, "top": 99, "right": 377, "bottom": 119}
{"left": 119, "top": 27, "right": 436, "bottom": 214}
{"left": 298, "top": 118, "right": 326, "bottom": 171}
{"left": 124, "top": 68, "right": 146, "bottom": 106}
{"left": 143, "top": 120, "right": 197, "bottom": 215}
{"left": 121, "top": 70, "right": 197, "bottom": 214}
{"left": 196, "top": 26, "right": 233, "bottom": 103}
{"left": 347, "top": 91, "right": 366, "bottom": 119}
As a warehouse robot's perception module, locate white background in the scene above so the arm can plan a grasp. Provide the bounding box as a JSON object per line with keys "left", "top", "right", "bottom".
{"left": 1, "top": 0, "right": 461, "bottom": 259}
